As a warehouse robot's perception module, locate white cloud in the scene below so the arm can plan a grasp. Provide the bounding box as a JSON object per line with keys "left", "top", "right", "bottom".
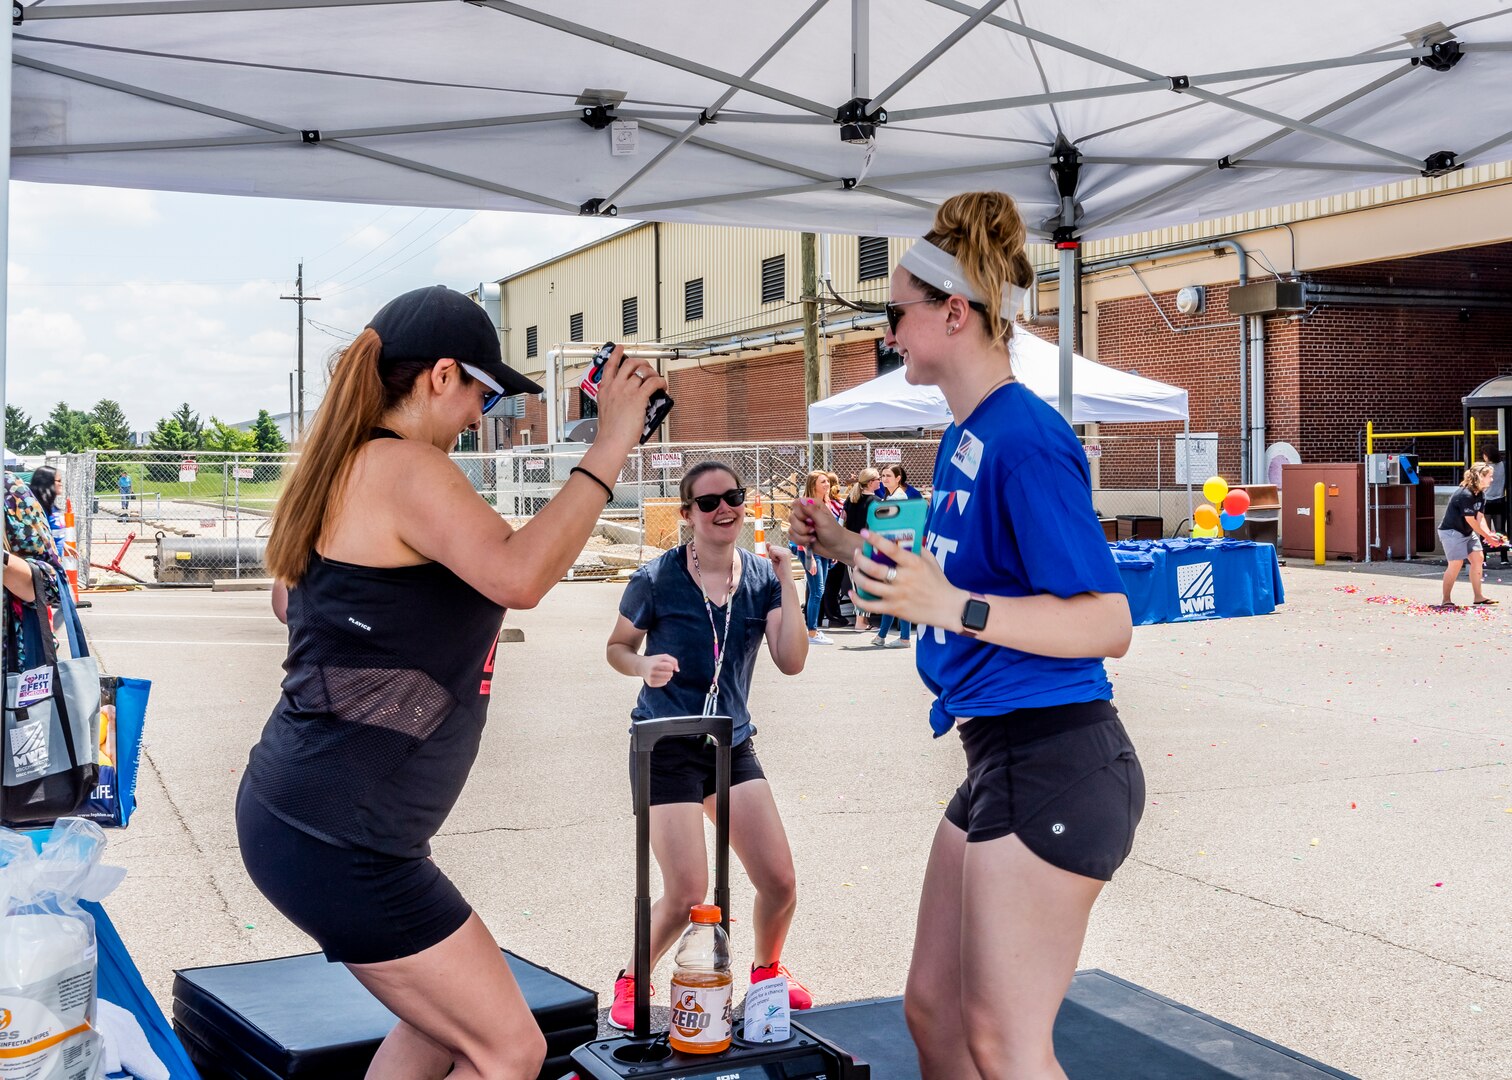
{"left": 3, "top": 188, "right": 630, "bottom": 433}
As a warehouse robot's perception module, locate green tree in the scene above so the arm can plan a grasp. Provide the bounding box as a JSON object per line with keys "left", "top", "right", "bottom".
{"left": 84, "top": 422, "right": 120, "bottom": 451}
{"left": 250, "top": 410, "right": 288, "bottom": 481}
{"left": 146, "top": 417, "right": 198, "bottom": 481}
{"left": 40, "top": 402, "right": 91, "bottom": 454}
{"left": 88, "top": 399, "right": 133, "bottom": 448}
{"left": 203, "top": 417, "right": 256, "bottom": 453}
{"left": 5, "top": 405, "right": 38, "bottom": 453}
{"left": 169, "top": 403, "right": 204, "bottom": 449}
{"left": 251, "top": 410, "right": 288, "bottom": 454}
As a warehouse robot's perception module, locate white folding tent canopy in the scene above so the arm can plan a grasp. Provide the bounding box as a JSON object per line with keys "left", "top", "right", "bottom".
{"left": 4, "top": 1, "right": 1512, "bottom": 449}
{"left": 809, "top": 325, "right": 1188, "bottom": 432}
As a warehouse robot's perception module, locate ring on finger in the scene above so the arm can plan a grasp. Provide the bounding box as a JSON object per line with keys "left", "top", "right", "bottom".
{"left": 885, "top": 567, "right": 898, "bottom": 583}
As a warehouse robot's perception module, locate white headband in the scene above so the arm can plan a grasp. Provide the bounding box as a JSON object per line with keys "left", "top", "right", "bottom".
{"left": 899, "top": 238, "right": 1027, "bottom": 317}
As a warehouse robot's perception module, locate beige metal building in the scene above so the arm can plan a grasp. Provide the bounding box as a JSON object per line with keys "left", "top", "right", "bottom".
{"left": 480, "top": 163, "right": 1512, "bottom": 511}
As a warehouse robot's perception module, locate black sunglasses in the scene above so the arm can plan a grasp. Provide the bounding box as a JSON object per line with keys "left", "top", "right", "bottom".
{"left": 689, "top": 489, "right": 747, "bottom": 513}
{"left": 885, "top": 297, "right": 988, "bottom": 335}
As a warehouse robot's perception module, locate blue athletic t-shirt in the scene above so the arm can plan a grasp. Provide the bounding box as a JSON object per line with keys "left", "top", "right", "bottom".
{"left": 620, "top": 545, "right": 783, "bottom": 744}
{"left": 918, "top": 381, "right": 1125, "bottom": 736}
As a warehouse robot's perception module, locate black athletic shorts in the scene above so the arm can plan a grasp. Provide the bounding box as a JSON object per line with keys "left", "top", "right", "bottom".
{"left": 630, "top": 733, "right": 767, "bottom": 806}
{"left": 235, "top": 778, "right": 472, "bottom": 965}
{"left": 943, "top": 700, "right": 1143, "bottom": 881}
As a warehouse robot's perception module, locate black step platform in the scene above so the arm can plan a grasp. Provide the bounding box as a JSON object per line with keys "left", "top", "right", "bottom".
{"left": 172, "top": 950, "right": 597, "bottom": 1080}
{"left": 796, "top": 970, "right": 1358, "bottom": 1080}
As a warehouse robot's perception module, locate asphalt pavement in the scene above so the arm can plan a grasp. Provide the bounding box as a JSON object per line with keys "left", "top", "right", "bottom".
{"left": 77, "top": 557, "right": 1512, "bottom": 1080}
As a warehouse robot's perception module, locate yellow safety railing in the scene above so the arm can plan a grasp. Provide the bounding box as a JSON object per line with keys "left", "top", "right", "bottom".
{"left": 1365, "top": 419, "right": 1500, "bottom": 469}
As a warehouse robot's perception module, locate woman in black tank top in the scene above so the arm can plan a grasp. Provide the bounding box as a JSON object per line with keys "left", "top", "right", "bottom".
{"left": 237, "top": 286, "right": 670, "bottom": 1080}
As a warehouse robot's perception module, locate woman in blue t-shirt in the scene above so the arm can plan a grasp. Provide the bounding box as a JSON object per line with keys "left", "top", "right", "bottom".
{"left": 605, "top": 461, "right": 813, "bottom": 1030}
{"left": 788, "top": 191, "right": 1143, "bottom": 1080}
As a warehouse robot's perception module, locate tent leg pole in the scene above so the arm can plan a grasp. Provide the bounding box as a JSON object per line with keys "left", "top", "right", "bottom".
{"left": 1057, "top": 245, "right": 1075, "bottom": 422}
{"left": 0, "top": 14, "right": 11, "bottom": 462}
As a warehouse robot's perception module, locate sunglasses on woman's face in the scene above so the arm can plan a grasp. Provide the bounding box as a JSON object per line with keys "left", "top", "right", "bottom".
{"left": 690, "top": 489, "right": 747, "bottom": 513}
{"left": 884, "top": 296, "right": 988, "bottom": 334}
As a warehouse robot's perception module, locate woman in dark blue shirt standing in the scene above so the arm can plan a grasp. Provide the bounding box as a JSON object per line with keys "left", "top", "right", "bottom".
{"left": 605, "top": 462, "right": 812, "bottom": 1030}
{"left": 789, "top": 192, "right": 1142, "bottom": 1080}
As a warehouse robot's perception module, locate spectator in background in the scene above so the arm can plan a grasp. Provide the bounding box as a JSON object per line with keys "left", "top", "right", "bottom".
{"left": 881, "top": 464, "right": 923, "bottom": 501}
{"left": 843, "top": 469, "right": 882, "bottom": 632}
{"left": 29, "top": 467, "right": 67, "bottom": 556}
{"left": 872, "top": 464, "right": 919, "bottom": 648}
{"left": 1481, "top": 448, "right": 1507, "bottom": 566}
{"left": 119, "top": 471, "right": 133, "bottom": 511}
{"left": 4, "top": 472, "right": 64, "bottom": 668}
{"left": 820, "top": 471, "right": 851, "bottom": 629}
{"left": 1439, "top": 462, "right": 1502, "bottom": 608}
{"left": 788, "top": 471, "right": 838, "bottom": 645}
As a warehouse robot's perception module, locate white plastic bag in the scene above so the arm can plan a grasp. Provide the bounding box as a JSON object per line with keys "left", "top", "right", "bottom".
{"left": 0, "top": 818, "right": 124, "bottom": 1080}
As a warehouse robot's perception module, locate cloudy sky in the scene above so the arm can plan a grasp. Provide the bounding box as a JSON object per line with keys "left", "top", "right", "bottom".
{"left": 5, "top": 181, "right": 627, "bottom": 436}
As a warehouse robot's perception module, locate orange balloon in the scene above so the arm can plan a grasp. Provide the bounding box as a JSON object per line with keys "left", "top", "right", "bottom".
{"left": 1194, "top": 504, "right": 1219, "bottom": 529}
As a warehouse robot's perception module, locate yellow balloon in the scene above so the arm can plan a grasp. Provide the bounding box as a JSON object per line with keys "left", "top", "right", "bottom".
{"left": 1194, "top": 504, "right": 1219, "bottom": 529}
{"left": 1203, "top": 476, "right": 1229, "bottom": 504}
{"left": 1191, "top": 524, "right": 1218, "bottom": 538}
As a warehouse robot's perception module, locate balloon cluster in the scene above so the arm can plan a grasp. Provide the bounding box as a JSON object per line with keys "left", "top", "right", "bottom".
{"left": 1191, "top": 476, "right": 1249, "bottom": 539}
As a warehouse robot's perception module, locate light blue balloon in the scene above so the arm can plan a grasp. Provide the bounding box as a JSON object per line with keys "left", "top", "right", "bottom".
{"left": 1220, "top": 512, "right": 1245, "bottom": 531}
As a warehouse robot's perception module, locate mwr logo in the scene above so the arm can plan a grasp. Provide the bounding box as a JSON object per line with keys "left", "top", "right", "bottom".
{"left": 671, "top": 991, "right": 710, "bottom": 1038}
{"left": 1177, "top": 560, "right": 1216, "bottom": 616}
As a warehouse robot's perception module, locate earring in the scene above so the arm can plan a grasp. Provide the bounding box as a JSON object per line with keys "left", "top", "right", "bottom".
{"left": 947, "top": 325, "right": 958, "bottom": 335}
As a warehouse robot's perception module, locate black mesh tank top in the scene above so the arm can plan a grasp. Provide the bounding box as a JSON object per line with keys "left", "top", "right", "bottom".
{"left": 246, "top": 536, "right": 504, "bottom": 858}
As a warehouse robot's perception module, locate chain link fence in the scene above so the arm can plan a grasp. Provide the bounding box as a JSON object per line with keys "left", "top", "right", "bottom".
{"left": 53, "top": 434, "right": 1198, "bottom": 586}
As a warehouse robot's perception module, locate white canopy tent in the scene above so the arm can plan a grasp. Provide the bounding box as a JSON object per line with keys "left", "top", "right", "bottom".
{"left": 808, "top": 325, "right": 1188, "bottom": 432}
{"left": 3, "top": 1, "right": 1511, "bottom": 452}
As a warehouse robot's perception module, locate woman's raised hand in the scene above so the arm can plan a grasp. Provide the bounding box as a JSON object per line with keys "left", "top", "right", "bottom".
{"left": 786, "top": 499, "right": 860, "bottom": 565}
{"left": 594, "top": 346, "right": 669, "bottom": 456}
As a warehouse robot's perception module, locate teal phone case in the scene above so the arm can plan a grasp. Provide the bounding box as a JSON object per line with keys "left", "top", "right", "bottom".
{"left": 857, "top": 498, "right": 929, "bottom": 601}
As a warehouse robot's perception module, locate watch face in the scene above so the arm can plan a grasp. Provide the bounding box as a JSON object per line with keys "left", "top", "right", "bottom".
{"left": 963, "top": 597, "right": 990, "bottom": 632}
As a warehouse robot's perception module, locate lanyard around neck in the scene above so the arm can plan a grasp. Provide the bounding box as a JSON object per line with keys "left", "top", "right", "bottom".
{"left": 689, "top": 542, "right": 737, "bottom": 711}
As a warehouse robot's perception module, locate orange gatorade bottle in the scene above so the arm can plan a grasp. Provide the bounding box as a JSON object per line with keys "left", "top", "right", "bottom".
{"left": 668, "top": 904, "right": 732, "bottom": 1054}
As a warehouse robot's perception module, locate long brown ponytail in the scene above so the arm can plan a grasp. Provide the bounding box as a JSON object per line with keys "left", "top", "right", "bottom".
{"left": 915, "top": 191, "right": 1036, "bottom": 349}
{"left": 265, "top": 330, "right": 434, "bottom": 585}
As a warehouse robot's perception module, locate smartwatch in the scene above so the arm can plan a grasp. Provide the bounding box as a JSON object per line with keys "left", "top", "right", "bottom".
{"left": 960, "top": 592, "right": 990, "bottom": 637}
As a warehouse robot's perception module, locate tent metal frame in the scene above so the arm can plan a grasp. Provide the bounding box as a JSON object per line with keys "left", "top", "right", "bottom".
{"left": 2, "top": 0, "right": 1509, "bottom": 463}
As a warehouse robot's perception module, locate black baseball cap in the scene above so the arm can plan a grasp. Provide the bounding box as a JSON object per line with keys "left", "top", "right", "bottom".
{"left": 366, "top": 285, "right": 543, "bottom": 399}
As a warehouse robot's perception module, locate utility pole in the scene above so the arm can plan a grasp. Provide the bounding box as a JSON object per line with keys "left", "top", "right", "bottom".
{"left": 801, "top": 232, "right": 820, "bottom": 464}
{"left": 280, "top": 262, "right": 320, "bottom": 438}
{"left": 288, "top": 373, "right": 295, "bottom": 442}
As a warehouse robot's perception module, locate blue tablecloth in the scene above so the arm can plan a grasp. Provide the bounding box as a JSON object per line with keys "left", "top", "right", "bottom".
{"left": 1111, "top": 539, "right": 1284, "bottom": 626}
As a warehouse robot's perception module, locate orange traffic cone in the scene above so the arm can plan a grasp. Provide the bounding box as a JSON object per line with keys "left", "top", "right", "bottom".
{"left": 752, "top": 493, "right": 766, "bottom": 555}
{"left": 63, "top": 498, "right": 81, "bottom": 602}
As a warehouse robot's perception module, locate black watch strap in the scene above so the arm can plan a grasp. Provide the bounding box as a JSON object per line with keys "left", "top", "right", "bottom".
{"left": 961, "top": 593, "right": 990, "bottom": 637}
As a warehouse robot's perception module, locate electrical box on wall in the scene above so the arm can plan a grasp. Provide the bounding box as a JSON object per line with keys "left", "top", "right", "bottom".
{"left": 1227, "top": 280, "right": 1306, "bottom": 315}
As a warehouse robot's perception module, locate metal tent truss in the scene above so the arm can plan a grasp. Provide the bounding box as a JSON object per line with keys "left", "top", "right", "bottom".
{"left": 4, "top": 1, "right": 1512, "bottom": 441}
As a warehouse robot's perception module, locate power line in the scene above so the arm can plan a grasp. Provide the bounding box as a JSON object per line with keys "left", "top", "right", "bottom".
{"left": 324, "top": 212, "right": 477, "bottom": 297}
{"left": 307, "top": 206, "right": 402, "bottom": 263}
{"left": 316, "top": 207, "right": 439, "bottom": 288}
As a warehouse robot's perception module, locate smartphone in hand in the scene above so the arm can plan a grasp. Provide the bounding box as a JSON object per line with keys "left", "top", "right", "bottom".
{"left": 857, "top": 498, "right": 928, "bottom": 601}
{"left": 580, "top": 341, "right": 675, "bottom": 443}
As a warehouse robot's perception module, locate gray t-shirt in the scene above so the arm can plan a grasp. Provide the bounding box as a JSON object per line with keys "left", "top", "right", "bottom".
{"left": 620, "top": 545, "right": 782, "bottom": 745}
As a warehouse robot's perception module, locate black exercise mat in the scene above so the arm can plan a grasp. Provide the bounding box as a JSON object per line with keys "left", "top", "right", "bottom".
{"left": 796, "top": 970, "right": 1358, "bottom": 1080}
{"left": 173, "top": 949, "right": 596, "bottom": 1080}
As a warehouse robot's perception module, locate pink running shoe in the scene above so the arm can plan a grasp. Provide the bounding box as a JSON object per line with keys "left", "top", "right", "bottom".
{"left": 607, "top": 969, "right": 653, "bottom": 1031}
{"left": 750, "top": 962, "right": 813, "bottom": 1010}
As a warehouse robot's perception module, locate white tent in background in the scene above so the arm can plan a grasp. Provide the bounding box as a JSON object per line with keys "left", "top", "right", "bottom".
{"left": 3, "top": 447, "right": 24, "bottom": 469}
{"left": 808, "top": 326, "right": 1188, "bottom": 432}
